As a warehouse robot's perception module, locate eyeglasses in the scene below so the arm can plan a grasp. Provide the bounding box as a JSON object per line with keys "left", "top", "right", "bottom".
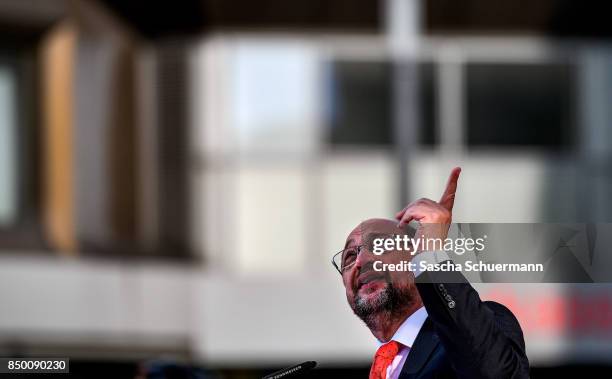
{"left": 331, "top": 245, "right": 365, "bottom": 274}
{"left": 331, "top": 233, "right": 408, "bottom": 274}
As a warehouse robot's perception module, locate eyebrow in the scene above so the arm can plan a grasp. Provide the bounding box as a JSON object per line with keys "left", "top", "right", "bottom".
{"left": 363, "top": 232, "right": 394, "bottom": 243}
{"left": 344, "top": 238, "right": 356, "bottom": 249}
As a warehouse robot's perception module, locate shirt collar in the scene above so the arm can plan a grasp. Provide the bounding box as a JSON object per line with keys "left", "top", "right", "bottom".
{"left": 377, "top": 306, "right": 428, "bottom": 348}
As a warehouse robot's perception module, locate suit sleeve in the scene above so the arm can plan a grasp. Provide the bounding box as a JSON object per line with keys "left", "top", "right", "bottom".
{"left": 413, "top": 254, "right": 530, "bottom": 379}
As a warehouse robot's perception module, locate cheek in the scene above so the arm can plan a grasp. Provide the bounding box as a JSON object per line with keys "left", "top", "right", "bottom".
{"left": 383, "top": 250, "right": 404, "bottom": 262}
{"left": 389, "top": 270, "right": 414, "bottom": 288}
{"left": 345, "top": 287, "right": 357, "bottom": 307}
{"left": 380, "top": 251, "right": 406, "bottom": 270}
{"left": 374, "top": 253, "right": 415, "bottom": 289}
{"left": 388, "top": 271, "right": 401, "bottom": 283}
{"left": 343, "top": 277, "right": 355, "bottom": 300}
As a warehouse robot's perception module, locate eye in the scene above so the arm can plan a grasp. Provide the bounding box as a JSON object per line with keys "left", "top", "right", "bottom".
{"left": 343, "top": 247, "right": 358, "bottom": 265}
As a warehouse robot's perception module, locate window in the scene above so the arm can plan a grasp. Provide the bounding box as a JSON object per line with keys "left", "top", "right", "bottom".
{"left": 466, "top": 62, "right": 576, "bottom": 149}
{"left": 0, "top": 48, "right": 44, "bottom": 249}
{"left": 324, "top": 60, "right": 436, "bottom": 147}
{"left": 0, "top": 63, "right": 17, "bottom": 227}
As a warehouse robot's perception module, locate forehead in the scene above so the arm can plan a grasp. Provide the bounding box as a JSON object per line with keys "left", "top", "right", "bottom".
{"left": 344, "top": 219, "right": 404, "bottom": 246}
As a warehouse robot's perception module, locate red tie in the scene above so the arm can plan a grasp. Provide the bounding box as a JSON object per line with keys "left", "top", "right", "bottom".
{"left": 369, "top": 340, "right": 400, "bottom": 379}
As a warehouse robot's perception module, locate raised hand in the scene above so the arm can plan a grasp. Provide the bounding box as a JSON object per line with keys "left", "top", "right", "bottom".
{"left": 395, "top": 167, "right": 461, "bottom": 246}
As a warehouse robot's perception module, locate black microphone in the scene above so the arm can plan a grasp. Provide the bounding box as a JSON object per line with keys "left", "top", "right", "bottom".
{"left": 262, "top": 361, "right": 317, "bottom": 379}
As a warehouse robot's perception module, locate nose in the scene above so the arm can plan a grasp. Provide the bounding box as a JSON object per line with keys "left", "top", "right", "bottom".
{"left": 353, "top": 245, "right": 374, "bottom": 272}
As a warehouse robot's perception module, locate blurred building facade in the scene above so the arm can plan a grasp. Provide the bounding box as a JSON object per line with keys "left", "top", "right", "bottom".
{"left": 1, "top": 0, "right": 612, "bottom": 376}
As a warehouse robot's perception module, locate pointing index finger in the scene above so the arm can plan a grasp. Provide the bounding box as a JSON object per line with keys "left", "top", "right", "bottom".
{"left": 439, "top": 167, "right": 461, "bottom": 211}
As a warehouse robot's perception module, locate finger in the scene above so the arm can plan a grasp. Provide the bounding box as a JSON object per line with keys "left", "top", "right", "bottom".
{"left": 397, "top": 204, "right": 430, "bottom": 227}
{"left": 439, "top": 167, "right": 461, "bottom": 211}
{"left": 396, "top": 199, "right": 436, "bottom": 223}
{"left": 395, "top": 206, "right": 408, "bottom": 220}
{"left": 397, "top": 213, "right": 414, "bottom": 228}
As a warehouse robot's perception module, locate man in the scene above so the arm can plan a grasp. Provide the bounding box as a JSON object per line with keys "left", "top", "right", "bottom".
{"left": 333, "top": 167, "right": 529, "bottom": 378}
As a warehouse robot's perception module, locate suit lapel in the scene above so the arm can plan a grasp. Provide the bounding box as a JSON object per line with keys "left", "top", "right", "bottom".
{"left": 398, "top": 317, "right": 440, "bottom": 378}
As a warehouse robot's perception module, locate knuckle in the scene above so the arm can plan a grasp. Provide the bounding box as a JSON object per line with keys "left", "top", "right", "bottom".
{"left": 440, "top": 209, "right": 451, "bottom": 220}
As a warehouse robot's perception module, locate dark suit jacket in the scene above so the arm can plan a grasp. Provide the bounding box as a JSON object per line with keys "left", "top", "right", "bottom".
{"left": 398, "top": 262, "right": 530, "bottom": 379}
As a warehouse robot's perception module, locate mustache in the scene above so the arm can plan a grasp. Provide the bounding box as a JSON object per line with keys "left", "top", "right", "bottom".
{"left": 355, "top": 261, "right": 391, "bottom": 288}
{"left": 357, "top": 261, "right": 376, "bottom": 277}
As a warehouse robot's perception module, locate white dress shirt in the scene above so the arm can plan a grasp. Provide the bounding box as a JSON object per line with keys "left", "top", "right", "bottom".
{"left": 376, "top": 306, "right": 428, "bottom": 379}
{"left": 375, "top": 250, "right": 449, "bottom": 378}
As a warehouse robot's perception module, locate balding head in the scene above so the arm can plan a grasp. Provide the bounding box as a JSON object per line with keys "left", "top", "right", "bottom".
{"left": 345, "top": 218, "right": 416, "bottom": 251}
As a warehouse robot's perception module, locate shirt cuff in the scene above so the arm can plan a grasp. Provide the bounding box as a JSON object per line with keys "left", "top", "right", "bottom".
{"left": 411, "top": 250, "right": 451, "bottom": 277}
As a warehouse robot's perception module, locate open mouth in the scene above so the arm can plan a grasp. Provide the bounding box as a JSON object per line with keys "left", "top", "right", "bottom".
{"left": 357, "top": 271, "right": 386, "bottom": 290}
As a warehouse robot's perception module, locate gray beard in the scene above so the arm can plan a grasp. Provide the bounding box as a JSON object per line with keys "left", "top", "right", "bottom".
{"left": 353, "top": 283, "right": 412, "bottom": 329}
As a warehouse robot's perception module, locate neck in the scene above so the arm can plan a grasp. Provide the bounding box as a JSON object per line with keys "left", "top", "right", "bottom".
{"left": 368, "top": 301, "right": 422, "bottom": 342}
